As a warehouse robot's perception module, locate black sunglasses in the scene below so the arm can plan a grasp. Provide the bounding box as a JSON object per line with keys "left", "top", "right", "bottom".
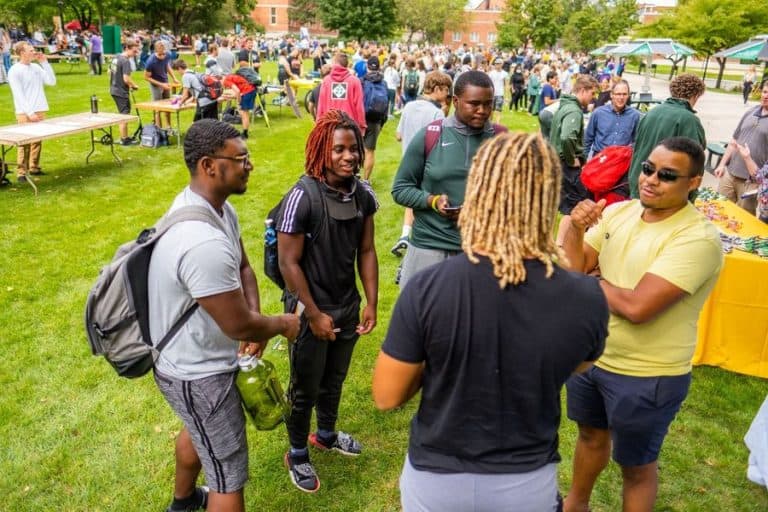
{"left": 640, "top": 161, "right": 688, "bottom": 183}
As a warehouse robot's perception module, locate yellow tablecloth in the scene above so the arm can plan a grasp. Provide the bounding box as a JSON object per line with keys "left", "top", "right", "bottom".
{"left": 693, "top": 200, "right": 768, "bottom": 378}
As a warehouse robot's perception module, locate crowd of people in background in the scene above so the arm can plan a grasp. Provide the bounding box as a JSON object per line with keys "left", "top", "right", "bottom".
{"left": 3, "top": 19, "right": 768, "bottom": 511}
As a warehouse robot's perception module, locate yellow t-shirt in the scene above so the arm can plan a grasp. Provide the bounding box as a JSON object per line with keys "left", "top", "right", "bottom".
{"left": 585, "top": 200, "right": 723, "bottom": 376}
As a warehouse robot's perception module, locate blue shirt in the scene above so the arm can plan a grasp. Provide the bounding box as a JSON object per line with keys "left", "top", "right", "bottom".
{"left": 583, "top": 103, "right": 640, "bottom": 158}
{"left": 539, "top": 84, "right": 558, "bottom": 113}
{"left": 354, "top": 59, "right": 367, "bottom": 78}
{"left": 145, "top": 53, "right": 170, "bottom": 83}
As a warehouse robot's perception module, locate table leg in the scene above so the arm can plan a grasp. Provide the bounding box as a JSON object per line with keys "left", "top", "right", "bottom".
{"left": 176, "top": 111, "right": 181, "bottom": 148}
{"left": 107, "top": 126, "right": 122, "bottom": 165}
{"left": 86, "top": 129, "right": 97, "bottom": 163}
{"left": 256, "top": 93, "right": 270, "bottom": 129}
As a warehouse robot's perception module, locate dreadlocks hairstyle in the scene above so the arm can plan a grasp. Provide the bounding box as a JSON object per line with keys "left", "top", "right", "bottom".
{"left": 459, "top": 132, "right": 564, "bottom": 288}
{"left": 304, "top": 109, "right": 365, "bottom": 180}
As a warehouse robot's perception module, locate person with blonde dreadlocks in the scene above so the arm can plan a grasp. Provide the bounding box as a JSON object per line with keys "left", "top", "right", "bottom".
{"left": 373, "top": 132, "right": 608, "bottom": 511}
{"left": 276, "top": 109, "right": 379, "bottom": 493}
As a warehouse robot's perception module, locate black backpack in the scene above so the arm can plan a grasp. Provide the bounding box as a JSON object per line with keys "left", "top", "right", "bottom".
{"left": 264, "top": 176, "right": 325, "bottom": 290}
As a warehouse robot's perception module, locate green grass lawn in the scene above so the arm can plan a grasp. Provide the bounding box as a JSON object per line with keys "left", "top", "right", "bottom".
{"left": 1, "top": 58, "right": 766, "bottom": 511}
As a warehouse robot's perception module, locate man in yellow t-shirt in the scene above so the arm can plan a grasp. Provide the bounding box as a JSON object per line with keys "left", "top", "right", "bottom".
{"left": 560, "top": 137, "right": 723, "bottom": 512}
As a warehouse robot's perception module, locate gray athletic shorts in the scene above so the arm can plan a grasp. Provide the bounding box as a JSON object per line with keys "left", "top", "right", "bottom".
{"left": 154, "top": 370, "right": 248, "bottom": 494}
{"left": 399, "top": 245, "right": 460, "bottom": 289}
{"left": 150, "top": 83, "right": 171, "bottom": 101}
{"left": 400, "top": 455, "right": 560, "bottom": 511}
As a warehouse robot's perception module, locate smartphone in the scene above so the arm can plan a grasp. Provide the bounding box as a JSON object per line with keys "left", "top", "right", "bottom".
{"left": 443, "top": 205, "right": 462, "bottom": 212}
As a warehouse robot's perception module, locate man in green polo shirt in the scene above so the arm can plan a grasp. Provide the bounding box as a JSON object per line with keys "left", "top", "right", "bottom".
{"left": 628, "top": 74, "right": 706, "bottom": 199}
{"left": 391, "top": 70, "right": 503, "bottom": 289}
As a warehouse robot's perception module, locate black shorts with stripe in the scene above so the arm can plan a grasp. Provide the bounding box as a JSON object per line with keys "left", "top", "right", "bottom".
{"left": 154, "top": 370, "right": 248, "bottom": 493}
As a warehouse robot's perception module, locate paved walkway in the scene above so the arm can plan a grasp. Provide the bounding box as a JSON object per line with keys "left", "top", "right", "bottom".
{"left": 621, "top": 72, "right": 762, "bottom": 188}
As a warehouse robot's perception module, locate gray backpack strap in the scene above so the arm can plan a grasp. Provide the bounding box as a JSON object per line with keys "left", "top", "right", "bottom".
{"left": 150, "top": 205, "right": 228, "bottom": 353}
{"left": 154, "top": 205, "right": 228, "bottom": 237}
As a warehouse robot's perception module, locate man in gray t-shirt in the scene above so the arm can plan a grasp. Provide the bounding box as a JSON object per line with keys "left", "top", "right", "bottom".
{"left": 148, "top": 120, "right": 299, "bottom": 512}
{"left": 714, "top": 80, "right": 768, "bottom": 214}
{"left": 109, "top": 40, "right": 140, "bottom": 145}
{"left": 216, "top": 40, "right": 236, "bottom": 75}
{"left": 172, "top": 58, "right": 218, "bottom": 121}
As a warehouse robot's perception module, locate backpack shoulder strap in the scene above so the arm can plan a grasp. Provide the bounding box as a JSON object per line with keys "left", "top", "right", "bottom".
{"left": 492, "top": 123, "right": 509, "bottom": 134}
{"left": 297, "top": 175, "right": 326, "bottom": 243}
{"left": 155, "top": 205, "right": 227, "bottom": 239}
{"left": 423, "top": 119, "right": 444, "bottom": 159}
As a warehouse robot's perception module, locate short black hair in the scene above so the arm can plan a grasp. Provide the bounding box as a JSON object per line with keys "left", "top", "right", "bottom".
{"left": 454, "top": 70, "right": 493, "bottom": 97}
{"left": 546, "top": 71, "right": 558, "bottom": 82}
{"left": 183, "top": 119, "right": 242, "bottom": 174}
{"left": 659, "top": 136, "right": 705, "bottom": 177}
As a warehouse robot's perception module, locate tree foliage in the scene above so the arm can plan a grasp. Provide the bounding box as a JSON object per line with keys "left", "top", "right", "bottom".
{"left": 289, "top": 0, "right": 320, "bottom": 26}
{"left": 636, "top": 0, "right": 766, "bottom": 56}
{"left": 396, "top": 0, "right": 466, "bottom": 43}
{"left": 635, "top": 0, "right": 768, "bottom": 87}
{"left": 497, "top": 0, "right": 565, "bottom": 50}
{"left": 319, "top": 0, "right": 397, "bottom": 42}
{"left": 561, "top": 0, "right": 638, "bottom": 53}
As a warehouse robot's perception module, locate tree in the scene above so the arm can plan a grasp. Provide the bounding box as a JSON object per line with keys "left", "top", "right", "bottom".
{"left": 319, "top": 0, "right": 397, "bottom": 42}
{"left": 561, "top": 0, "right": 637, "bottom": 54}
{"left": 396, "top": 0, "right": 466, "bottom": 43}
{"left": 289, "top": 0, "right": 320, "bottom": 27}
{"left": 637, "top": 0, "right": 768, "bottom": 88}
{"left": 497, "top": 0, "right": 565, "bottom": 50}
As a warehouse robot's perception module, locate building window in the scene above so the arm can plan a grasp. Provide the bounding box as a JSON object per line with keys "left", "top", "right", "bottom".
{"left": 452, "top": 32, "right": 461, "bottom": 42}
{"left": 487, "top": 32, "right": 496, "bottom": 43}
{"left": 470, "top": 32, "right": 479, "bottom": 43}
{"left": 270, "top": 7, "right": 277, "bottom": 25}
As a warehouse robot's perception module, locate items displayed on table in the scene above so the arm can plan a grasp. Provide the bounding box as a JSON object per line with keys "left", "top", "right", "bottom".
{"left": 696, "top": 188, "right": 768, "bottom": 257}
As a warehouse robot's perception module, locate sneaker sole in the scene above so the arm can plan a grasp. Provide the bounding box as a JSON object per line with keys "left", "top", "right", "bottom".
{"left": 284, "top": 453, "right": 320, "bottom": 493}
{"left": 308, "top": 433, "right": 361, "bottom": 457}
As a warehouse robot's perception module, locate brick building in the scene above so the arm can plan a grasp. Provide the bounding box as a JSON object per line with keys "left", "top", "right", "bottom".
{"left": 250, "top": 0, "right": 337, "bottom": 38}
{"left": 637, "top": 0, "right": 676, "bottom": 25}
{"left": 443, "top": 0, "right": 505, "bottom": 48}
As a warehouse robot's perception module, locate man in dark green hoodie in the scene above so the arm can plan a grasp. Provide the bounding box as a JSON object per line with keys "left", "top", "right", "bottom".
{"left": 550, "top": 75, "right": 598, "bottom": 214}
{"left": 391, "top": 70, "right": 504, "bottom": 288}
{"left": 627, "top": 74, "right": 706, "bottom": 199}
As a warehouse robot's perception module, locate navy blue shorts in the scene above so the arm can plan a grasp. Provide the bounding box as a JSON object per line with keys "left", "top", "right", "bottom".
{"left": 240, "top": 90, "right": 256, "bottom": 111}
{"left": 566, "top": 366, "right": 691, "bottom": 467}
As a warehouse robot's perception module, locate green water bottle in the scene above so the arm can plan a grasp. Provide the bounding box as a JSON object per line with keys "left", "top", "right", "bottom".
{"left": 236, "top": 355, "right": 289, "bottom": 431}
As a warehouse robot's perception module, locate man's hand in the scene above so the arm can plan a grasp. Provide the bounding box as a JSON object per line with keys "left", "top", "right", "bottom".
{"left": 570, "top": 198, "right": 607, "bottom": 232}
{"left": 573, "top": 158, "right": 582, "bottom": 168}
{"left": 238, "top": 340, "right": 268, "bottom": 358}
{"left": 35, "top": 52, "right": 47, "bottom": 63}
{"left": 429, "top": 194, "right": 460, "bottom": 220}
{"left": 356, "top": 304, "right": 377, "bottom": 335}
{"left": 308, "top": 311, "right": 336, "bottom": 341}
{"left": 27, "top": 113, "right": 42, "bottom": 122}
{"left": 161, "top": 82, "right": 171, "bottom": 91}
{"left": 281, "top": 314, "right": 301, "bottom": 342}
{"left": 713, "top": 164, "right": 726, "bottom": 178}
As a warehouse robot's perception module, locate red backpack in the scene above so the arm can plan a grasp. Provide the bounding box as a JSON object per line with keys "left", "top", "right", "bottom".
{"left": 581, "top": 145, "right": 633, "bottom": 205}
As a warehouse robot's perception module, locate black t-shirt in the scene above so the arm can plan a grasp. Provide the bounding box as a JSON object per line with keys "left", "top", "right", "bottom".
{"left": 237, "top": 48, "right": 260, "bottom": 68}
{"left": 277, "top": 177, "right": 378, "bottom": 314}
{"left": 382, "top": 255, "right": 607, "bottom": 474}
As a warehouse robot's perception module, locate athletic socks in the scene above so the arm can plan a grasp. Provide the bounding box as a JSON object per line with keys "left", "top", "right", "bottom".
{"left": 241, "top": 129, "right": 249, "bottom": 139}
{"left": 290, "top": 446, "right": 309, "bottom": 458}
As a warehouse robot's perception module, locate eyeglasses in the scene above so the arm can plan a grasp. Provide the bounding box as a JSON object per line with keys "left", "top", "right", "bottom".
{"left": 640, "top": 161, "right": 688, "bottom": 183}
{"left": 209, "top": 154, "right": 251, "bottom": 167}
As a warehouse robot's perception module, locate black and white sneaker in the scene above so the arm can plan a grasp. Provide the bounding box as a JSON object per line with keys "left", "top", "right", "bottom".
{"left": 165, "top": 486, "right": 208, "bottom": 512}
{"left": 309, "top": 431, "right": 362, "bottom": 457}
{"left": 284, "top": 451, "right": 320, "bottom": 493}
{"left": 390, "top": 236, "right": 409, "bottom": 257}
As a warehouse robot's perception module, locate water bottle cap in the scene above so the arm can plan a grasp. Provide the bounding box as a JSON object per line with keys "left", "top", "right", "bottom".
{"left": 238, "top": 354, "right": 260, "bottom": 370}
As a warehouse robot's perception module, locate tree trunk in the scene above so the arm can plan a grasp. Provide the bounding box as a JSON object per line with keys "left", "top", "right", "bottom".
{"left": 715, "top": 57, "right": 726, "bottom": 89}
{"left": 702, "top": 53, "right": 710, "bottom": 81}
